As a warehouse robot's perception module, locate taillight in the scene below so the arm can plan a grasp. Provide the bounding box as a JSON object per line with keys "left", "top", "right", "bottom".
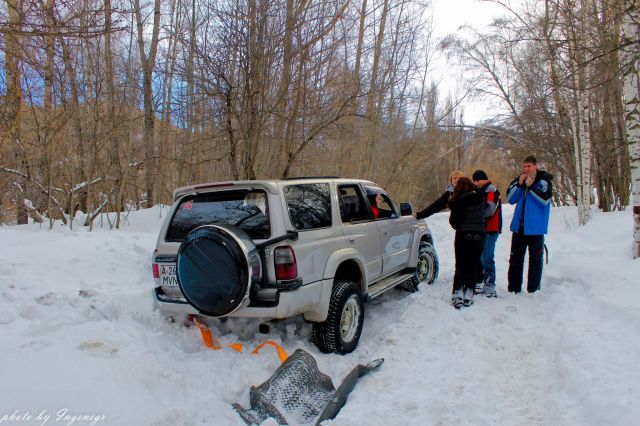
{"left": 274, "top": 246, "right": 297, "bottom": 280}
{"left": 152, "top": 250, "right": 160, "bottom": 279}
{"left": 152, "top": 263, "right": 160, "bottom": 279}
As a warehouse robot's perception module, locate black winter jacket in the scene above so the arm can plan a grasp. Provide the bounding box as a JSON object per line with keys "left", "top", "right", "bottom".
{"left": 448, "top": 191, "right": 486, "bottom": 233}
{"left": 416, "top": 184, "right": 454, "bottom": 219}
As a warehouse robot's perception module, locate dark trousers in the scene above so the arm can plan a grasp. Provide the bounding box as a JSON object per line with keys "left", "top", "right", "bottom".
{"left": 453, "top": 232, "right": 485, "bottom": 293}
{"left": 507, "top": 232, "right": 545, "bottom": 293}
{"left": 474, "top": 258, "right": 484, "bottom": 285}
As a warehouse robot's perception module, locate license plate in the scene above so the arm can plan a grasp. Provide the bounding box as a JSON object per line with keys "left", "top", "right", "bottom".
{"left": 159, "top": 264, "right": 178, "bottom": 287}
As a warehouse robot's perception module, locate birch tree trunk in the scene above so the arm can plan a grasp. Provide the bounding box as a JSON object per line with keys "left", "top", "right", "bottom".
{"left": 623, "top": 0, "right": 640, "bottom": 258}
{"left": 576, "top": 87, "right": 593, "bottom": 224}
{"left": 564, "top": 0, "right": 593, "bottom": 225}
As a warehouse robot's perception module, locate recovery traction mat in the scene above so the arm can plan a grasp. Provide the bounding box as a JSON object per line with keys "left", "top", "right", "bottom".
{"left": 233, "top": 348, "right": 384, "bottom": 425}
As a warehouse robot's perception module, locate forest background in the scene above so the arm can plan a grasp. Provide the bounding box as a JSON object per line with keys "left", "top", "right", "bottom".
{"left": 1, "top": 0, "right": 639, "bottom": 253}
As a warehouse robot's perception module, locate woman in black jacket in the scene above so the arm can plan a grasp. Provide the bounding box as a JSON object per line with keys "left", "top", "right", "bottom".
{"left": 414, "top": 171, "right": 464, "bottom": 219}
{"left": 448, "top": 177, "right": 486, "bottom": 308}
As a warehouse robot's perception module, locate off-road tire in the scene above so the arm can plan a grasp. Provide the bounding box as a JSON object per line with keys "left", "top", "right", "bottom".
{"left": 312, "top": 281, "right": 364, "bottom": 354}
{"left": 401, "top": 241, "right": 439, "bottom": 292}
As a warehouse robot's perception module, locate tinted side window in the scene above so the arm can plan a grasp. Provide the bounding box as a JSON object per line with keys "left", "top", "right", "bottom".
{"left": 338, "top": 185, "right": 370, "bottom": 222}
{"left": 166, "top": 190, "right": 270, "bottom": 241}
{"left": 284, "top": 184, "right": 332, "bottom": 231}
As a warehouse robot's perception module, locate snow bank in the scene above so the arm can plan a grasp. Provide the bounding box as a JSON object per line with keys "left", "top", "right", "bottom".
{"left": 0, "top": 205, "right": 638, "bottom": 425}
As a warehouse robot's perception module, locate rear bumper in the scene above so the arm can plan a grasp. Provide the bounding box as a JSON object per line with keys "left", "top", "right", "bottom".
{"left": 152, "top": 279, "right": 326, "bottom": 319}
{"left": 153, "top": 287, "right": 198, "bottom": 314}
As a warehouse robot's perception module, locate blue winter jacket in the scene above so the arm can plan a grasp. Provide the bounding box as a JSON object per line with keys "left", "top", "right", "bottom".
{"left": 507, "top": 171, "right": 553, "bottom": 235}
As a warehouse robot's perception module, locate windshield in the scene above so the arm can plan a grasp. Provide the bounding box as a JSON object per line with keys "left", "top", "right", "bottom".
{"left": 166, "top": 189, "right": 270, "bottom": 241}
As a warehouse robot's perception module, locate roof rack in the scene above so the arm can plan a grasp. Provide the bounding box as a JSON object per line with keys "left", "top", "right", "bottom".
{"left": 280, "top": 176, "right": 341, "bottom": 180}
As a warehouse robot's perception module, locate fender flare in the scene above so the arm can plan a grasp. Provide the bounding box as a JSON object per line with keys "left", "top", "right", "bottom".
{"left": 408, "top": 223, "right": 432, "bottom": 265}
{"left": 303, "top": 248, "right": 366, "bottom": 323}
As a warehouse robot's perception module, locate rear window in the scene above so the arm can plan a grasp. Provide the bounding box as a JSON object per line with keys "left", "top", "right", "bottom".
{"left": 284, "top": 184, "right": 332, "bottom": 231}
{"left": 166, "top": 190, "right": 270, "bottom": 241}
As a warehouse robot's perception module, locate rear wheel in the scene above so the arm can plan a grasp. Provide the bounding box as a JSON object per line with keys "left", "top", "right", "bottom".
{"left": 402, "top": 241, "right": 439, "bottom": 292}
{"left": 312, "top": 281, "right": 364, "bottom": 354}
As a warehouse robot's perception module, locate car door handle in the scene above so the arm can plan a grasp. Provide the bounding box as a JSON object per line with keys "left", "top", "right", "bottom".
{"left": 348, "top": 238, "right": 357, "bottom": 244}
{"left": 382, "top": 230, "right": 389, "bottom": 235}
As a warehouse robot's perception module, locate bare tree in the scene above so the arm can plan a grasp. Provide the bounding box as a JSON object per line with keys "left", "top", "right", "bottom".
{"left": 3, "top": 0, "right": 27, "bottom": 224}
{"left": 623, "top": 0, "right": 640, "bottom": 257}
{"left": 361, "top": 0, "right": 389, "bottom": 178}
{"left": 105, "top": 0, "right": 123, "bottom": 227}
{"left": 134, "top": 0, "right": 162, "bottom": 206}
{"left": 0, "top": 0, "right": 508, "bottom": 226}
{"left": 452, "top": 0, "right": 634, "bottom": 223}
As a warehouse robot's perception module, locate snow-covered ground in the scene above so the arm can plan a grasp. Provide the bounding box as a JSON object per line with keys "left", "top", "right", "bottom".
{"left": 1, "top": 205, "right": 638, "bottom": 426}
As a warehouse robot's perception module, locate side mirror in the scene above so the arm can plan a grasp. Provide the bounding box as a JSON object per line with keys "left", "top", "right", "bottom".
{"left": 399, "top": 202, "right": 413, "bottom": 216}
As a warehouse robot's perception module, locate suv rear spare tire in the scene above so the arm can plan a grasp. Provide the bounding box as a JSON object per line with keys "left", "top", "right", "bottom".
{"left": 177, "top": 225, "right": 262, "bottom": 317}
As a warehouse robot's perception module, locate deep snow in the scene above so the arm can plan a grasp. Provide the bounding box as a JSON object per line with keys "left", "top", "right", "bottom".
{"left": 0, "top": 205, "right": 638, "bottom": 426}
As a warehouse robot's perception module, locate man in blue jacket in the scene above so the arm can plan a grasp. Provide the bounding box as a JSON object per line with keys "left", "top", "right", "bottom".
{"left": 506, "top": 155, "right": 553, "bottom": 293}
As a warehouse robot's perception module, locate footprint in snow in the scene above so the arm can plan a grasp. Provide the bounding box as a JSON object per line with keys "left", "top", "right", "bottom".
{"left": 36, "top": 292, "right": 57, "bottom": 306}
{"left": 0, "top": 311, "right": 15, "bottom": 324}
{"left": 78, "top": 340, "right": 119, "bottom": 357}
{"left": 78, "top": 289, "right": 95, "bottom": 298}
{"left": 492, "top": 311, "right": 508, "bottom": 324}
{"left": 21, "top": 339, "right": 49, "bottom": 350}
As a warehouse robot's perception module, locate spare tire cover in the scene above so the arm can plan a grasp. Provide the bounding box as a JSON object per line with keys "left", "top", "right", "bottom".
{"left": 177, "top": 225, "right": 260, "bottom": 317}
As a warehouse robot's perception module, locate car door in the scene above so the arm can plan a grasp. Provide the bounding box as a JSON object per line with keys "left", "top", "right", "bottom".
{"left": 338, "top": 184, "right": 383, "bottom": 282}
{"left": 365, "top": 188, "right": 413, "bottom": 275}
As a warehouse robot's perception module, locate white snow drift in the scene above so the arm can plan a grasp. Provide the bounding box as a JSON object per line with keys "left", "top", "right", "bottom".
{"left": 0, "top": 205, "right": 638, "bottom": 425}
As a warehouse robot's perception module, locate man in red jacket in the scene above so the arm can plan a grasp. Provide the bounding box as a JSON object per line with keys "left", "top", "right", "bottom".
{"left": 472, "top": 170, "right": 502, "bottom": 297}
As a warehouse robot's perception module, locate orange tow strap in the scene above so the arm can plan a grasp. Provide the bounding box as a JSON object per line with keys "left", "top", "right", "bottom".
{"left": 192, "top": 317, "right": 288, "bottom": 362}
{"left": 251, "top": 340, "right": 289, "bottom": 363}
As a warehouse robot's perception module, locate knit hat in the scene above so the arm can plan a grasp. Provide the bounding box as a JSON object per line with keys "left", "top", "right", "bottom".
{"left": 472, "top": 170, "right": 488, "bottom": 181}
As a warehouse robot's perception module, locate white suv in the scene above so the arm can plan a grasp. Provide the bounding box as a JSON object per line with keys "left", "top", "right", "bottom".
{"left": 152, "top": 177, "right": 438, "bottom": 354}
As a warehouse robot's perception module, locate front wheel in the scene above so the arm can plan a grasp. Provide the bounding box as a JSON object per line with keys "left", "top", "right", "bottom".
{"left": 402, "top": 241, "right": 439, "bottom": 292}
{"left": 312, "top": 282, "right": 364, "bottom": 354}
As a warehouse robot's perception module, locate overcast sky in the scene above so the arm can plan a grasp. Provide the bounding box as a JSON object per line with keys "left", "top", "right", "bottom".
{"left": 430, "top": 0, "right": 519, "bottom": 124}
{"left": 432, "top": 0, "right": 506, "bottom": 35}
